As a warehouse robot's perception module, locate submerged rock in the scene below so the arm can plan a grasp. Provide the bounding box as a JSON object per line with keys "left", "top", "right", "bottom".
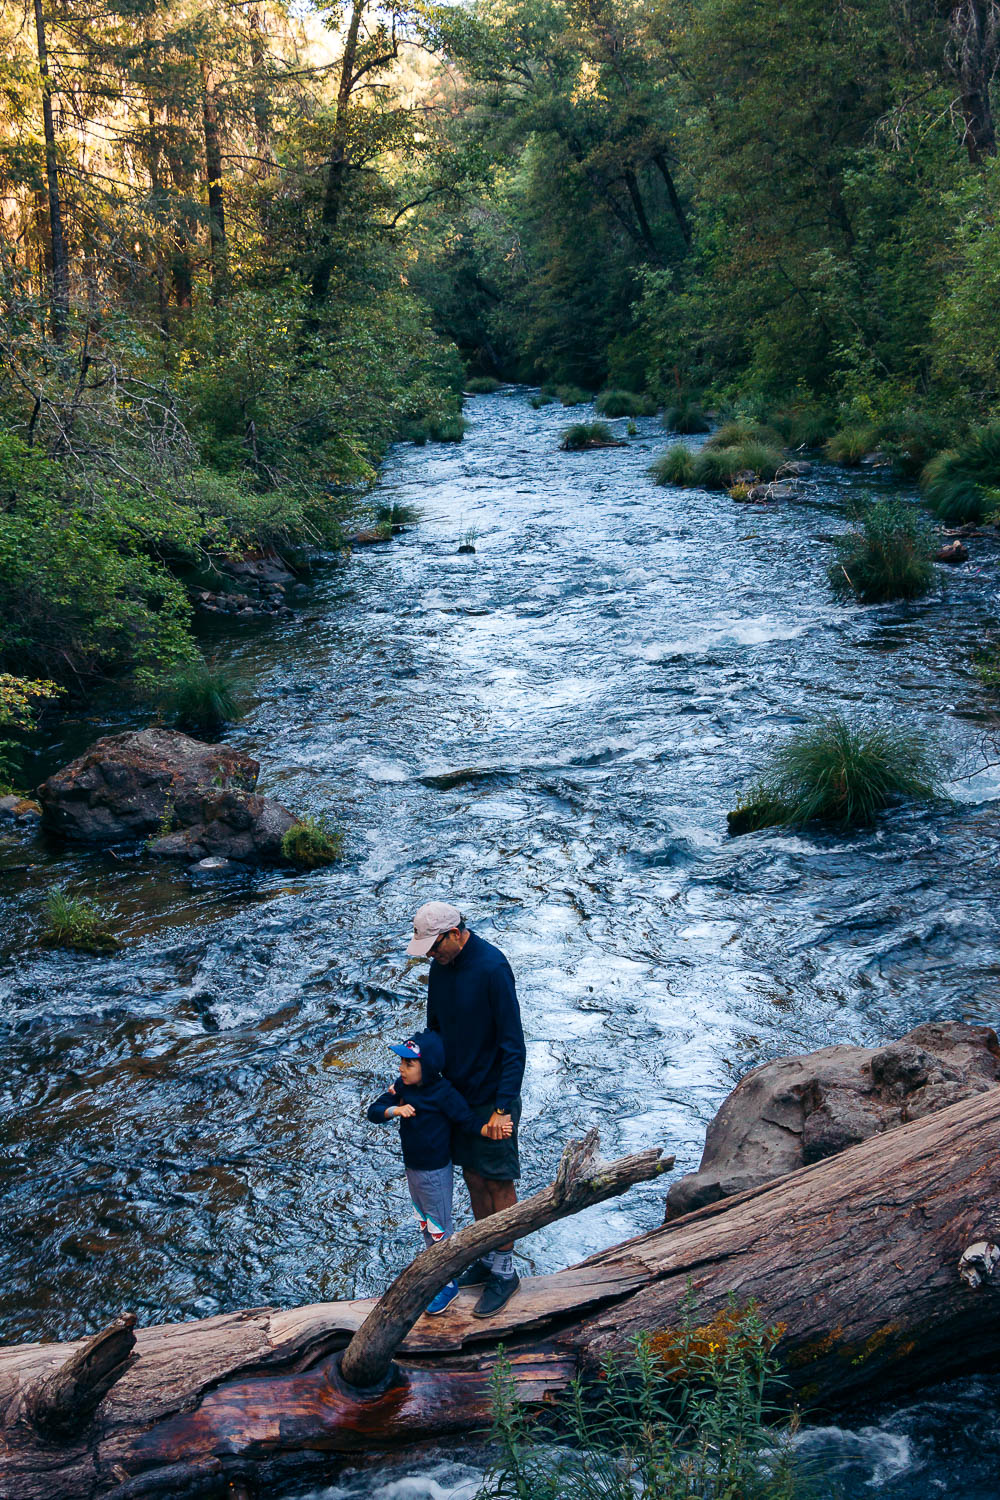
{"left": 666, "top": 1021, "right": 1000, "bottom": 1219}
{"left": 0, "top": 795, "right": 42, "bottom": 823}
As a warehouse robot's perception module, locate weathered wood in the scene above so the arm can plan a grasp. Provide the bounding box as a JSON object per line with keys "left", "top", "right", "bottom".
{"left": 3, "top": 1090, "right": 1000, "bottom": 1498}
{"left": 339, "top": 1130, "right": 671, "bottom": 1388}
{"left": 22, "top": 1314, "right": 136, "bottom": 1440}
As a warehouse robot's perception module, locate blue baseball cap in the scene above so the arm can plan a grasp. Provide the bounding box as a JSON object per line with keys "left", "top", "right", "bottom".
{"left": 389, "top": 1038, "right": 422, "bottom": 1059}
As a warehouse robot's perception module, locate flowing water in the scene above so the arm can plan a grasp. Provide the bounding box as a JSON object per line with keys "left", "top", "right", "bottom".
{"left": 2, "top": 390, "right": 1000, "bottom": 1493}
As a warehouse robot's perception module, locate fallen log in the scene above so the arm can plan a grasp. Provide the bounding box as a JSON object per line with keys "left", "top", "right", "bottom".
{"left": 2, "top": 1089, "right": 1000, "bottom": 1498}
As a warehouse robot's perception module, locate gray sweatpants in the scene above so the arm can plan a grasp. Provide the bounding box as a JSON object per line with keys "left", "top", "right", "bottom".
{"left": 405, "top": 1165, "right": 454, "bottom": 1251}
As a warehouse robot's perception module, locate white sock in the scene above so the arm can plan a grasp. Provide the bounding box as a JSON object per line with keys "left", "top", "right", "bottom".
{"left": 492, "top": 1251, "right": 515, "bottom": 1278}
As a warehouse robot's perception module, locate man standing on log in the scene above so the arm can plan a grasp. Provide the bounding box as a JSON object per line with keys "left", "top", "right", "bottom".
{"left": 406, "top": 900, "right": 526, "bottom": 1316}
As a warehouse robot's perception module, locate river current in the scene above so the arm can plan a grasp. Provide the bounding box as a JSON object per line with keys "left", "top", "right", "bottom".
{"left": 2, "top": 390, "right": 999, "bottom": 1494}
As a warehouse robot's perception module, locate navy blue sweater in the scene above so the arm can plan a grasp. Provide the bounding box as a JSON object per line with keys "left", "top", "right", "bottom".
{"left": 426, "top": 931, "right": 525, "bottom": 1112}
{"left": 367, "top": 1030, "right": 483, "bottom": 1170}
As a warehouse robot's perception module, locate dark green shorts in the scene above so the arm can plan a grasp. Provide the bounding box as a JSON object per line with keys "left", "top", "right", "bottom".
{"left": 451, "top": 1095, "right": 521, "bottom": 1182}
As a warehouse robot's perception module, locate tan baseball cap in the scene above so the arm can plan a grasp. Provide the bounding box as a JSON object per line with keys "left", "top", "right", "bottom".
{"left": 406, "top": 900, "right": 462, "bottom": 957}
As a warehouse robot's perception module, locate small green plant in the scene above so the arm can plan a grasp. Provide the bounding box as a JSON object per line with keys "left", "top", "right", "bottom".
{"left": 159, "top": 658, "right": 242, "bottom": 739}
{"left": 649, "top": 445, "right": 695, "bottom": 485}
{"left": 727, "top": 713, "right": 940, "bottom": 835}
{"left": 829, "top": 498, "right": 935, "bottom": 603}
{"left": 281, "top": 814, "right": 343, "bottom": 868}
{"left": 479, "top": 1301, "right": 799, "bottom": 1500}
{"left": 466, "top": 375, "right": 502, "bottom": 394}
{"left": 824, "top": 425, "right": 880, "bottom": 466}
{"left": 555, "top": 385, "right": 590, "bottom": 406}
{"left": 41, "top": 888, "right": 120, "bottom": 954}
{"left": 459, "top": 526, "right": 479, "bottom": 550}
{"left": 594, "top": 390, "right": 657, "bottom": 417}
{"left": 663, "top": 398, "right": 710, "bottom": 434}
{"left": 627, "top": 418, "right": 638, "bottom": 436}
{"left": 375, "top": 501, "right": 422, "bottom": 528}
{"left": 559, "top": 421, "right": 617, "bottom": 450}
{"left": 921, "top": 423, "right": 1000, "bottom": 524}
{"left": 530, "top": 391, "right": 556, "bottom": 408}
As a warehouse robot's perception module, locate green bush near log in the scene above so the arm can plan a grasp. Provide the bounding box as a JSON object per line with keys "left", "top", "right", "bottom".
{"left": 41, "top": 888, "right": 120, "bottom": 955}
{"left": 594, "top": 390, "right": 657, "bottom": 417}
{"left": 921, "top": 424, "right": 1000, "bottom": 524}
{"left": 728, "top": 714, "right": 940, "bottom": 835}
{"left": 560, "top": 421, "right": 617, "bottom": 450}
{"left": 649, "top": 446, "right": 696, "bottom": 485}
{"left": 829, "top": 499, "right": 935, "bottom": 604}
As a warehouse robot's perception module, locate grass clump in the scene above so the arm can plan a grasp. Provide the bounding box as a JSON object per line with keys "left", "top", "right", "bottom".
{"left": 281, "top": 814, "right": 343, "bottom": 868}
{"left": 401, "top": 414, "right": 467, "bottom": 444}
{"left": 530, "top": 391, "right": 556, "bottom": 408}
{"left": 41, "top": 888, "right": 120, "bottom": 954}
{"left": 465, "top": 375, "right": 501, "bottom": 394}
{"left": 705, "top": 420, "right": 782, "bottom": 451}
{"left": 689, "top": 443, "right": 784, "bottom": 489}
{"left": 374, "top": 501, "right": 421, "bottom": 528}
{"left": 594, "top": 390, "right": 657, "bottom": 418}
{"left": 480, "top": 1302, "right": 799, "bottom": 1500}
{"left": 159, "top": 658, "right": 242, "bottom": 739}
{"left": 663, "top": 398, "right": 710, "bottom": 434}
{"left": 921, "top": 423, "right": 1000, "bottom": 524}
{"left": 555, "top": 384, "right": 590, "bottom": 406}
{"left": 829, "top": 498, "right": 935, "bottom": 603}
{"left": 727, "top": 713, "right": 940, "bottom": 835}
{"left": 825, "top": 424, "right": 880, "bottom": 466}
{"left": 771, "top": 405, "right": 835, "bottom": 449}
{"left": 559, "top": 421, "right": 617, "bottom": 450}
{"left": 649, "top": 446, "right": 696, "bottom": 485}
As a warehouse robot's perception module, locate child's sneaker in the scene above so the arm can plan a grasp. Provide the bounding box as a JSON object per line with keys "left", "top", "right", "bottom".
{"left": 425, "top": 1280, "right": 460, "bottom": 1316}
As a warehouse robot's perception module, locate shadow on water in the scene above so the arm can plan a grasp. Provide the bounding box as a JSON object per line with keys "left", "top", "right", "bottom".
{"left": 1, "top": 390, "right": 999, "bottom": 1490}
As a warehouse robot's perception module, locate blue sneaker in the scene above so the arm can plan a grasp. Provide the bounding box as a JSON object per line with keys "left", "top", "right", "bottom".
{"left": 425, "top": 1281, "right": 460, "bottom": 1316}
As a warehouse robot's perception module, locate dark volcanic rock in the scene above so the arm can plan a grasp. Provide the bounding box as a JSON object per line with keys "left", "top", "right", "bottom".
{"left": 666, "top": 1021, "right": 1000, "bottom": 1220}
{"left": 147, "top": 790, "right": 297, "bottom": 864}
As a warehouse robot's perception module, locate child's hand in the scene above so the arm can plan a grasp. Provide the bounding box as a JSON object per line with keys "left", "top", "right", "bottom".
{"left": 480, "top": 1116, "right": 513, "bottom": 1138}
{"left": 392, "top": 1103, "right": 416, "bottom": 1118}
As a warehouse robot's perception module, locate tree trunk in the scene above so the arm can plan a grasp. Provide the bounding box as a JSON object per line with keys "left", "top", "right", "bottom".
{"left": 311, "top": 0, "right": 364, "bottom": 302}
{"left": 946, "top": 0, "right": 998, "bottom": 162}
{"left": 200, "top": 60, "right": 227, "bottom": 298}
{"left": 2, "top": 1090, "right": 999, "bottom": 1499}
{"left": 32, "top": 0, "right": 69, "bottom": 343}
{"left": 249, "top": 4, "right": 271, "bottom": 156}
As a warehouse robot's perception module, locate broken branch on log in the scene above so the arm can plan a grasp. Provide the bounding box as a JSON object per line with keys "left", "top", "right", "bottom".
{"left": 23, "top": 1313, "right": 136, "bottom": 1441}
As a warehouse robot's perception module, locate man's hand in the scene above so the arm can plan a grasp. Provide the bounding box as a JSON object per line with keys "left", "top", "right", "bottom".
{"left": 482, "top": 1110, "right": 513, "bottom": 1140}
{"left": 391, "top": 1103, "right": 416, "bottom": 1119}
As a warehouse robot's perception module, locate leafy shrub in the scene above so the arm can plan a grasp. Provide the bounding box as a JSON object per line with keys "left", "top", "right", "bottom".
{"left": 705, "top": 420, "right": 782, "bottom": 451}
{"left": 770, "top": 406, "right": 835, "bottom": 449}
{"left": 281, "top": 814, "right": 343, "bottom": 868}
{"left": 159, "top": 659, "right": 242, "bottom": 738}
{"left": 560, "top": 421, "right": 617, "bottom": 450}
{"left": 825, "top": 425, "right": 880, "bottom": 466}
{"left": 829, "top": 499, "right": 935, "bottom": 603}
{"left": 530, "top": 392, "right": 556, "bottom": 408}
{"left": 465, "top": 376, "right": 501, "bottom": 394}
{"left": 877, "top": 410, "right": 953, "bottom": 477}
{"left": 480, "top": 1303, "right": 799, "bottom": 1500}
{"left": 921, "top": 423, "right": 1000, "bottom": 524}
{"left": 594, "top": 390, "right": 656, "bottom": 417}
{"left": 649, "top": 446, "right": 695, "bottom": 485}
{"left": 41, "top": 888, "right": 120, "bottom": 954}
{"left": 555, "top": 385, "right": 590, "bottom": 406}
{"left": 663, "top": 398, "right": 710, "bottom": 434}
{"left": 727, "top": 714, "right": 940, "bottom": 834}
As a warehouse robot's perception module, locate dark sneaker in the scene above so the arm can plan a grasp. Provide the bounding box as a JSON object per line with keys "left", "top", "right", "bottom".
{"left": 457, "top": 1257, "right": 493, "bottom": 1288}
{"left": 473, "top": 1272, "right": 520, "bottom": 1318}
{"left": 425, "top": 1281, "right": 460, "bottom": 1316}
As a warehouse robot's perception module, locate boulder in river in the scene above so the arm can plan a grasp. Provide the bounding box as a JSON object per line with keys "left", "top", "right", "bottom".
{"left": 665, "top": 1020, "right": 1000, "bottom": 1219}
{"left": 38, "top": 729, "right": 300, "bottom": 863}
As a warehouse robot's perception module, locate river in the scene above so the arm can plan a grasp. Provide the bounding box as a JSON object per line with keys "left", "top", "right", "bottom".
{"left": 2, "top": 389, "right": 999, "bottom": 1495}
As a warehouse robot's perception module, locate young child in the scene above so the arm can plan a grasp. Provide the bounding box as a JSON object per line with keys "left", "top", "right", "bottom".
{"left": 367, "top": 1027, "right": 512, "bottom": 1315}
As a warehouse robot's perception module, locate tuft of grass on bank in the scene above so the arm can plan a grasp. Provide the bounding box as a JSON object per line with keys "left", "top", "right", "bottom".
{"left": 705, "top": 420, "right": 783, "bottom": 451}
{"left": 402, "top": 414, "right": 467, "bottom": 444}
{"left": 530, "top": 391, "right": 556, "bottom": 408}
{"left": 374, "top": 501, "right": 422, "bottom": 529}
{"left": 829, "top": 499, "right": 935, "bottom": 604}
{"left": 770, "top": 405, "right": 835, "bottom": 449}
{"left": 560, "top": 421, "right": 617, "bottom": 450}
{"left": 41, "top": 887, "right": 120, "bottom": 954}
{"left": 594, "top": 390, "right": 657, "bottom": 418}
{"left": 825, "top": 425, "right": 881, "bottom": 466}
{"left": 281, "top": 814, "right": 343, "bottom": 868}
{"left": 727, "top": 714, "right": 940, "bottom": 835}
{"left": 465, "top": 376, "right": 501, "bottom": 394}
{"left": 555, "top": 385, "right": 591, "bottom": 406}
{"left": 159, "top": 658, "right": 242, "bottom": 739}
{"left": 921, "top": 423, "right": 1000, "bottom": 524}
{"left": 650, "top": 445, "right": 696, "bottom": 485}
{"left": 663, "top": 398, "right": 710, "bottom": 434}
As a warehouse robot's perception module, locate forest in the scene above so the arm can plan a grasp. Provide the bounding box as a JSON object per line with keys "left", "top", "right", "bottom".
{"left": 2, "top": 0, "right": 1000, "bottom": 730}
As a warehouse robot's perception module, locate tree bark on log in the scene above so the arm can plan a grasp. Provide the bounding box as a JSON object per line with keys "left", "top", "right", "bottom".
{"left": 2, "top": 1089, "right": 1000, "bottom": 1499}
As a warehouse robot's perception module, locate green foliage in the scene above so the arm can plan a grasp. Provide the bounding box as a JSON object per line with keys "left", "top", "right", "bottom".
{"left": 728, "top": 714, "right": 940, "bottom": 834}
{"left": 770, "top": 407, "right": 835, "bottom": 449}
{"left": 374, "top": 502, "right": 422, "bottom": 528}
{"left": 281, "top": 814, "right": 343, "bottom": 868}
{"left": 691, "top": 443, "right": 784, "bottom": 488}
{"left": 594, "top": 390, "right": 656, "bottom": 417}
{"left": 556, "top": 386, "right": 591, "bottom": 407}
{"left": 466, "top": 376, "right": 502, "bottom": 393}
{"left": 479, "top": 1305, "right": 799, "bottom": 1500}
{"left": 560, "top": 421, "right": 617, "bottom": 450}
{"left": 159, "top": 658, "right": 242, "bottom": 738}
{"left": 530, "top": 392, "right": 556, "bottom": 408}
{"left": 921, "top": 424, "right": 1000, "bottom": 524}
{"left": 41, "top": 888, "right": 120, "bottom": 955}
{"left": 824, "top": 426, "right": 881, "bottom": 466}
{"left": 663, "top": 399, "right": 711, "bottom": 434}
{"left": 829, "top": 499, "right": 935, "bottom": 603}
{"left": 705, "top": 421, "right": 783, "bottom": 451}
{"left": 649, "top": 446, "right": 696, "bottom": 485}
